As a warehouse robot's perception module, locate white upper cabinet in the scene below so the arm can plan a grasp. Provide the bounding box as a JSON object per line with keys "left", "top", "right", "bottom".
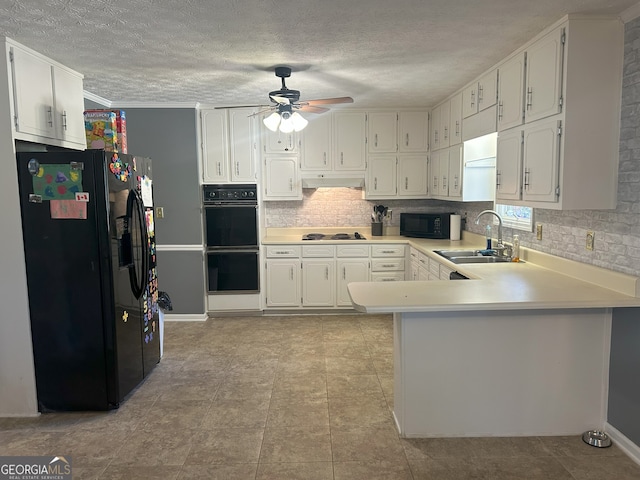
{"left": 430, "top": 104, "right": 441, "bottom": 151}
{"left": 462, "top": 69, "right": 497, "bottom": 119}
{"left": 438, "top": 101, "right": 451, "bottom": 149}
{"left": 398, "top": 155, "right": 428, "bottom": 197}
{"left": 263, "top": 129, "right": 297, "bottom": 153}
{"left": 365, "top": 155, "right": 397, "bottom": 197}
{"left": 497, "top": 52, "right": 526, "bottom": 131}
{"left": 263, "top": 156, "right": 302, "bottom": 200}
{"left": 524, "top": 26, "right": 564, "bottom": 124}
{"left": 477, "top": 69, "right": 498, "bottom": 112}
{"left": 494, "top": 17, "right": 623, "bottom": 210}
{"left": 447, "top": 145, "right": 462, "bottom": 198}
{"left": 448, "top": 93, "right": 463, "bottom": 146}
{"left": 201, "top": 108, "right": 256, "bottom": 183}
{"left": 399, "top": 111, "right": 429, "bottom": 152}
{"left": 334, "top": 111, "right": 366, "bottom": 170}
{"left": 300, "top": 114, "right": 332, "bottom": 170}
{"left": 7, "top": 39, "right": 85, "bottom": 149}
{"left": 368, "top": 112, "right": 397, "bottom": 153}
{"left": 496, "top": 127, "right": 523, "bottom": 201}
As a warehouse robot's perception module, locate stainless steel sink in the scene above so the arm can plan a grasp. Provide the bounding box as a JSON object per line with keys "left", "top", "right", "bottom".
{"left": 434, "top": 249, "right": 513, "bottom": 264}
{"left": 446, "top": 256, "right": 512, "bottom": 264}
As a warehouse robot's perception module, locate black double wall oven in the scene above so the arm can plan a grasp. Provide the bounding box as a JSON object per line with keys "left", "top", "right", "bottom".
{"left": 204, "top": 184, "right": 259, "bottom": 294}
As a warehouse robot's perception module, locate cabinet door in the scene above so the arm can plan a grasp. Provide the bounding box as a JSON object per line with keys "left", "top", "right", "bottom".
{"left": 438, "top": 148, "right": 450, "bottom": 196}
{"left": 368, "top": 112, "right": 397, "bottom": 153}
{"left": 366, "top": 156, "right": 397, "bottom": 197}
{"left": 399, "top": 111, "right": 428, "bottom": 152}
{"left": 498, "top": 52, "right": 526, "bottom": 131}
{"left": 430, "top": 150, "right": 440, "bottom": 196}
{"left": 52, "top": 66, "right": 85, "bottom": 146}
{"left": 337, "top": 259, "right": 369, "bottom": 306}
{"left": 496, "top": 127, "right": 523, "bottom": 201}
{"left": 228, "top": 109, "right": 256, "bottom": 182}
{"left": 430, "top": 105, "right": 440, "bottom": 151}
{"left": 462, "top": 83, "right": 478, "bottom": 118}
{"left": 10, "top": 46, "right": 55, "bottom": 139}
{"left": 522, "top": 118, "right": 561, "bottom": 203}
{"left": 334, "top": 112, "right": 366, "bottom": 170}
{"left": 398, "top": 156, "right": 427, "bottom": 197}
{"left": 302, "top": 260, "right": 335, "bottom": 307}
{"left": 439, "top": 101, "right": 451, "bottom": 149}
{"left": 266, "top": 260, "right": 300, "bottom": 307}
{"left": 264, "top": 157, "right": 302, "bottom": 200}
{"left": 449, "top": 93, "right": 463, "bottom": 146}
{"left": 201, "top": 109, "right": 229, "bottom": 182}
{"left": 477, "top": 69, "right": 498, "bottom": 111}
{"left": 263, "top": 127, "right": 297, "bottom": 153}
{"left": 448, "top": 145, "right": 462, "bottom": 198}
{"left": 301, "top": 114, "right": 332, "bottom": 170}
{"left": 525, "top": 27, "right": 564, "bottom": 124}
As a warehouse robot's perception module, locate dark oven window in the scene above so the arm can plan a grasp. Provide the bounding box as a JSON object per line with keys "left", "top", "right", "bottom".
{"left": 205, "top": 206, "right": 258, "bottom": 247}
{"left": 207, "top": 251, "right": 259, "bottom": 293}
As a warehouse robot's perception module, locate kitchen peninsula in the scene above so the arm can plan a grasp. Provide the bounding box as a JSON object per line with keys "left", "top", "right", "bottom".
{"left": 347, "top": 235, "right": 640, "bottom": 439}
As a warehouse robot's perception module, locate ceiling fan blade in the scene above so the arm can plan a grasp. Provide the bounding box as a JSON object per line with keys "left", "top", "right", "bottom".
{"left": 248, "top": 106, "right": 276, "bottom": 117}
{"left": 214, "top": 104, "right": 270, "bottom": 109}
{"left": 305, "top": 97, "right": 354, "bottom": 106}
{"left": 270, "top": 95, "right": 290, "bottom": 105}
{"left": 297, "top": 105, "right": 330, "bottom": 114}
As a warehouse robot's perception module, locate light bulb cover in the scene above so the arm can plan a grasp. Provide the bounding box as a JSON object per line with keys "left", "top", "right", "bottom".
{"left": 279, "top": 115, "right": 294, "bottom": 133}
{"left": 291, "top": 112, "right": 308, "bottom": 132}
{"left": 263, "top": 111, "right": 280, "bottom": 132}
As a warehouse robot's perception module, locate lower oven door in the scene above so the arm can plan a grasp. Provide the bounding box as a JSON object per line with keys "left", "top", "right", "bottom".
{"left": 207, "top": 250, "right": 260, "bottom": 294}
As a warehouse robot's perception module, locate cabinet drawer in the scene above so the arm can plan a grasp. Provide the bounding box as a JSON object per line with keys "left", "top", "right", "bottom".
{"left": 266, "top": 245, "right": 301, "bottom": 258}
{"left": 371, "top": 258, "right": 405, "bottom": 272}
{"left": 428, "top": 259, "right": 440, "bottom": 277}
{"left": 302, "top": 245, "right": 336, "bottom": 258}
{"left": 371, "top": 245, "right": 405, "bottom": 257}
{"left": 418, "top": 253, "right": 429, "bottom": 269}
{"left": 336, "top": 244, "right": 369, "bottom": 257}
{"left": 371, "top": 272, "right": 405, "bottom": 282}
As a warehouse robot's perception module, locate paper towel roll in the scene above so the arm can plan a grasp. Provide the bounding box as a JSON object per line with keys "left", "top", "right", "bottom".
{"left": 450, "top": 214, "right": 461, "bottom": 240}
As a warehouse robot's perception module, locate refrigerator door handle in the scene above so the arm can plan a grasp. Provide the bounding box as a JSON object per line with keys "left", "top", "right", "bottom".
{"left": 126, "top": 189, "right": 148, "bottom": 299}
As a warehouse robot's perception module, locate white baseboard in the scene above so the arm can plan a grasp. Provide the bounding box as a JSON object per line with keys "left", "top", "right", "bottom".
{"left": 605, "top": 422, "right": 640, "bottom": 466}
{"left": 162, "top": 313, "right": 208, "bottom": 322}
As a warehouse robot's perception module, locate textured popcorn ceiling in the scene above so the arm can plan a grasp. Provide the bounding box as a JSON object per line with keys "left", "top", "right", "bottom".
{"left": 0, "top": 0, "right": 636, "bottom": 108}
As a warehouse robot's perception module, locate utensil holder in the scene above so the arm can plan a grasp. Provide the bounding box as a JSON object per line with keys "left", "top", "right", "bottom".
{"left": 371, "top": 222, "right": 383, "bottom": 236}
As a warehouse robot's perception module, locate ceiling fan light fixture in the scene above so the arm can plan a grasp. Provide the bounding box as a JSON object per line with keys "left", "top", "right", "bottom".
{"left": 278, "top": 113, "right": 295, "bottom": 133}
{"left": 290, "top": 112, "right": 308, "bottom": 132}
{"left": 263, "top": 111, "right": 281, "bottom": 132}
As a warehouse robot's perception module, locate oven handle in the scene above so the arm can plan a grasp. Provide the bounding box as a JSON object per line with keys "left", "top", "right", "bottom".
{"left": 206, "top": 248, "right": 259, "bottom": 253}
{"left": 203, "top": 203, "right": 258, "bottom": 208}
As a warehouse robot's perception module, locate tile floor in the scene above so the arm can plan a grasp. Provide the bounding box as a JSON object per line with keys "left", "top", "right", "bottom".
{"left": 1, "top": 313, "right": 640, "bottom": 479}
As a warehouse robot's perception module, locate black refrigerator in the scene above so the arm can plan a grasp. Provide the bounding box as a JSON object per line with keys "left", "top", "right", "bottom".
{"left": 16, "top": 149, "right": 160, "bottom": 411}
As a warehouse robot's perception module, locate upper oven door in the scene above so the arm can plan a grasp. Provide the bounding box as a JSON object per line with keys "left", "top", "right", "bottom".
{"left": 205, "top": 204, "right": 258, "bottom": 248}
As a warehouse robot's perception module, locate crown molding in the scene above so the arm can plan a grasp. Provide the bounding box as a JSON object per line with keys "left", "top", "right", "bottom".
{"left": 621, "top": 2, "right": 640, "bottom": 23}
{"left": 83, "top": 90, "right": 112, "bottom": 107}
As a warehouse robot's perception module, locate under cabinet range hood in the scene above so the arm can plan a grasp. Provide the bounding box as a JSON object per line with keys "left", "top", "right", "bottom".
{"left": 302, "top": 175, "right": 365, "bottom": 189}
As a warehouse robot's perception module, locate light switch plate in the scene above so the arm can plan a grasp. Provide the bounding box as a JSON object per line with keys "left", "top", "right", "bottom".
{"left": 536, "top": 223, "right": 543, "bottom": 241}
{"left": 156, "top": 207, "right": 164, "bottom": 219}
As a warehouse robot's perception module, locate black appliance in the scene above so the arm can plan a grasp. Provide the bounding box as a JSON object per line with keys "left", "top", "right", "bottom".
{"left": 400, "top": 212, "right": 453, "bottom": 239}
{"left": 449, "top": 271, "right": 469, "bottom": 280}
{"left": 16, "top": 150, "right": 160, "bottom": 411}
{"left": 203, "top": 184, "right": 259, "bottom": 293}
{"left": 302, "top": 232, "right": 366, "bottom": 240}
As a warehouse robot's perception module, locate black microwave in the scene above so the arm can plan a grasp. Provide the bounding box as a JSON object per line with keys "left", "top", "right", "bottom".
{"left": 400, "top": 213, "right": 453, "bottom": 239}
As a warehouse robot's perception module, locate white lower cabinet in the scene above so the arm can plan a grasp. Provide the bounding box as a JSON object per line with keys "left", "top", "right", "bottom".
{"left": 265, "top": 246, "right": 301, "bottom": 307}
{"left": 264, "top": 243, "right": 407, "bottom": 309}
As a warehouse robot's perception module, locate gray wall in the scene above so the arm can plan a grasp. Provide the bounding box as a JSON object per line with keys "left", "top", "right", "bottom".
{"left": 124, "top": 108, "right": 202, "bottom": 246}
{"left": 116, "top": 107, "right": 205, "bottom": 315}
{"left": 609, "top": 307, "right": 640, "bottom": 444}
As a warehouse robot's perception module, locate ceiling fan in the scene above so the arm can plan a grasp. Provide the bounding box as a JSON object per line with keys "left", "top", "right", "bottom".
{"left": 218, "top": 66, "right": 354, "bottom": 133}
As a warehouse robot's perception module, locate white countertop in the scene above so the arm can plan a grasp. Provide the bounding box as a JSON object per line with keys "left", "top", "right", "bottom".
{"left": 262, "top": 227, "right": 640, "bottom": 313}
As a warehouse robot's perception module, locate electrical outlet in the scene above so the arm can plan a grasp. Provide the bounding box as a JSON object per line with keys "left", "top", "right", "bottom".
{"left": 586, "top": 231, "right": 595, "bottom": 251}
{"left": 536, "top": 223, "right": 543, "bottom": 241}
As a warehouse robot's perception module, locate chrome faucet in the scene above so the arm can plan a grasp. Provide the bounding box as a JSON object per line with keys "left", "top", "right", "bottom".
{"left": 475, "top": 209, "right": 510, "bottom": 257}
